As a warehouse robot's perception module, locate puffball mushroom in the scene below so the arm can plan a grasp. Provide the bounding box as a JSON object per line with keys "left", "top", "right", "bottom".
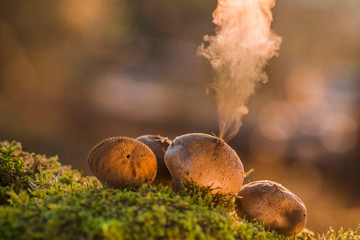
{"left": 164, "top": 133, "right": 244, "bottom": 195}
{"left": 88, "top": 137, "right": 157, "bottom": 188}
{"left": 235, "top": 180, "right": 307, "bottom": 237}
{"left": 136, "top": 135, "right": 172, "bottom": 185}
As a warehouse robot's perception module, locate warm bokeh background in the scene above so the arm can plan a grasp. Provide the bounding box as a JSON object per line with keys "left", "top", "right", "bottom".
{"left": 1, "top": 0, "right": 359, "bottom": 233}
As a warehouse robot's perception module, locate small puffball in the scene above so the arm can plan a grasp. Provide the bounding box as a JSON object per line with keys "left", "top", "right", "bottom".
{"left": 235, "top": 180, "right": 307, "bottom": 237}
{"left": 88, "top": 137, "right": 157, "bottom": 188}
{"left": 136, "top": 135, "right": 172, "bottom": 185}
{"left": 164, "top": 133, "right": 244, "bottom": 195}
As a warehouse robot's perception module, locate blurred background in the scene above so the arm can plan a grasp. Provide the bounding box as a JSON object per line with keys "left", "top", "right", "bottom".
{"left": 0, "top": 0, "right": 359, "bottom": 233}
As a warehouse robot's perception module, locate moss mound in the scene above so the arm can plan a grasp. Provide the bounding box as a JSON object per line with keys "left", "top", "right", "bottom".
{"left": 0, "top": 141, "right": 98, "bottom": 205}
{"left": 0, "top": 141, "right": 358, "bottom": 240}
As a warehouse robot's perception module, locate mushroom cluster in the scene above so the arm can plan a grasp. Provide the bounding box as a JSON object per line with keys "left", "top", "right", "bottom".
{"left": 87, "top": 133, "right": 307, "bottom": 236}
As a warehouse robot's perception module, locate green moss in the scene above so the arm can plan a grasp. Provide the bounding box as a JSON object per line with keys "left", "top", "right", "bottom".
{"left": 317, "top": 226, "right": 360, "bottom": 240}
{"left": 0, "top": 140, "right": 358, "bottom": 240}
{"left": 1, "top": 185, "right": 288, "bottom": 240}
{"left": 0, "top": 141, "right": 29, "bottom": 204}
{"left": 0, "top": 141, "right": 99, "bottom": 205}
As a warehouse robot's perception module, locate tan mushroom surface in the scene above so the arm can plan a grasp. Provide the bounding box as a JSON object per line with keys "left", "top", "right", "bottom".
{"left": 235, "top": 180, "right": 307, "bottom": 237}
{"left": 88, "top": 136, "right": 157, "bottom": 188}
{"left": 164, "top": 133, "right": 244, "bottom": 194}
{"left": 136, "top": 135, "right": 172, "bottom": 185}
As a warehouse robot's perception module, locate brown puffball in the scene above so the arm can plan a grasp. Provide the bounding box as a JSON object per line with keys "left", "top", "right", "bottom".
{"left": 164, "top": 133, "right": 244, "bottom": 195}
{"left": 88, "top": 137, "right": 157, "bottom": 188}
{"left": 235, "top": 180, "right": 307, "bottom": 237}
{"left": 136, "top": 135, "right": 172, "bottom": 186}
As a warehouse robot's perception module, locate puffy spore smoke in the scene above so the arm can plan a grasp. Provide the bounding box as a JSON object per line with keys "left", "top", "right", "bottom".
{"left": 198, "top": 0, "right": 282, "bottom": 141}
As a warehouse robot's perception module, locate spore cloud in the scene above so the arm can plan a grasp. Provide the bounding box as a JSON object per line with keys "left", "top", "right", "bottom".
{"left": 198, "top": 0, "right": 282, "bottom": 141}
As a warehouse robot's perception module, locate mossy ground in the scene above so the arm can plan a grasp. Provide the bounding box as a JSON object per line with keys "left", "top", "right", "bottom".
{"left": 0, "top": 141, "right": 358, "bottom": 240}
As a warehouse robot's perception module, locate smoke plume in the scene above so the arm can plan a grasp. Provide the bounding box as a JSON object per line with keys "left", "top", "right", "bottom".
{"left": 198, "top": 0, "right": 282, "bottom": 141}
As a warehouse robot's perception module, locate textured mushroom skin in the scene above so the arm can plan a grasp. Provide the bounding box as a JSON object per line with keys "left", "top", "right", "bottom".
{"left": 236, "top": 180, "right": 307, "bottom": 236}
{"left": 136, "top": 135, "right": 172, "bottom": 185}
{"left": 164, "top": 133, "right": 244, "bottom": 195}
{"left": 88, "top": 137, "right": 157, "bottom": 188}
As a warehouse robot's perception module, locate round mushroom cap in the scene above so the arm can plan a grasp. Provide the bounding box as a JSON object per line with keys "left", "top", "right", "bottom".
{"left": 235, "top": 180, "right": 307, "bottom": 236}
{"left": 164, "top": 133, "right": 244, "bottom": 194}
{"left": 88, "top": 137, "right": 157, "bottom": 188}
{"left": 136, "top": 135, "right": 172, "bottom": 185}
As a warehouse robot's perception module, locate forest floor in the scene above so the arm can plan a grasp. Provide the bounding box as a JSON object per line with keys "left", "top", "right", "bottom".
{"left": 0, "top": 141, "right": 359, "bottom": 240}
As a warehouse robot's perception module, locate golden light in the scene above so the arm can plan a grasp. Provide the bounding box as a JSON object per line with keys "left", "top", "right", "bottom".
{"left": 258, "top": 101, "right": 298, "bottom": 141}
{"left": 320, "top": 112, "right": 358, "bottom": 152}
{"left": 285, "top": 66, "right": 326, "bottom": 109}
{"left": 59, "top": 0, "right": 106, "bottom": 31}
